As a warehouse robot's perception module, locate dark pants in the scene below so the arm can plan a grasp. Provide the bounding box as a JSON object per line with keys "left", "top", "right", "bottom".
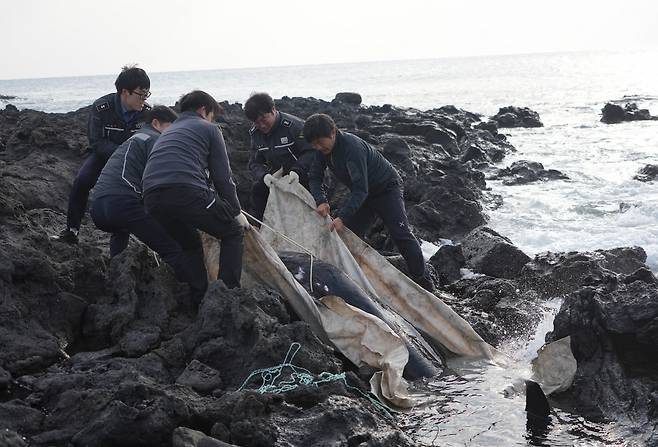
{"left": 67, "top": 150, "right": 109, "bottom": 230}
{"left": 251, "top": 172, "right": 309, "bottom": 222}
{"left": 345, "top": 182, "right": 427, "bottom": 280}
{"left": 90, "top": 195, "right": 203, "bottom": 294}
{"left": 144, "top": 186, "right": 244, "bottom": 290}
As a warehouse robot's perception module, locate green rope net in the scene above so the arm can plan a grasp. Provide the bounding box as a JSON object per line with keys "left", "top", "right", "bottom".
{"left": 238, "top": 342, "right": 388, "bottom": 412}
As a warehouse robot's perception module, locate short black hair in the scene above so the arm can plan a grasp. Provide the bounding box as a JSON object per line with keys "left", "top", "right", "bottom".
{"left": 179, "top": 90, "right": 221, "bottom": 115}
{"left": 145, "top": 105, "right": 178, "bottom": 124}
{"left": 303, "top": 114, "right": 337, "bottom": 142}
{"left": 115, "top": 65, "right": 150, "bottom": 92}
{"left": 244, "top": 92, "right": 275, "bottom": 121}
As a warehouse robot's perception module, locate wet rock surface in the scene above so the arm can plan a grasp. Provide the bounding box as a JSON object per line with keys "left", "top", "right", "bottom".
{"left": 548, "top": 267, "right": 658, "bottom": 441}
{"left": 0, "top": 95, "right": 656, "bottom": 444}
{"left": 601, "top": 102, "right": 656, "bottom": 124}
{"left": 488, "top": 160, "right": 569, "bottom": 185}
{"left": 634, "top": 163, "right": 658, "bottom": 182}
{"left": 490, "top": 106, "right": 543, "bottom": 128}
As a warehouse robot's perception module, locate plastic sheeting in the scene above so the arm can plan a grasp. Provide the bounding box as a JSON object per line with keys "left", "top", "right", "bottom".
{"left": 531, "top": 336, "right": 577, "bottom": 395}
{"left": 259, "top": 174, "right": 495, "bottom": 360}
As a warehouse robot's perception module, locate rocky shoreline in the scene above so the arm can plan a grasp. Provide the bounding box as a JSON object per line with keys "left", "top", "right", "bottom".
{"left": 0, "top": 96, "right": 656, "bottom": 446}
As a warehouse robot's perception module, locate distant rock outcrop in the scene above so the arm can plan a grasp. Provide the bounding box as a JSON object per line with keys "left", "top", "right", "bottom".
{"left": 634, "top": 164, "right": 658, "bottom": 182}
{"left": 489, "top": 160, "right": 569, "bottom": 185}
{"left": 601, "top": 102, "right": 656, "bottom": 124}
{"left": 332, "top": 92, "right": 362, "bottom": 105}
{"left": 490, "top": 106, "right": 543, "bottom": 128}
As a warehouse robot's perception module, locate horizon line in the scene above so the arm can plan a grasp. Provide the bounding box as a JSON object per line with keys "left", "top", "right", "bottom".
{"left": 0, "top": 48, "right": 644, "bottom": 83}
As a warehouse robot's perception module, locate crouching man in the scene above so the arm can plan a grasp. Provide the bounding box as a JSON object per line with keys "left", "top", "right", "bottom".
{"left": 142, "top": 91, "right": 249, "bottom": 297}
{"left": 304, "top": 113, "right": 434, "bottom": 292}
{"left": 90, "top": 106, "right": 209, "bottom": 300}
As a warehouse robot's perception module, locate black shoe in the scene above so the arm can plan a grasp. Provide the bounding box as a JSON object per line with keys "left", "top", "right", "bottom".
{"left": 51, "top": 228, "right": 79, "bottom": 244}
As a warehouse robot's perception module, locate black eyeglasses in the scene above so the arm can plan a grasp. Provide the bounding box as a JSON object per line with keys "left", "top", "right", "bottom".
{"left": 130, "top": 90, "right": 151, "bottom": 100}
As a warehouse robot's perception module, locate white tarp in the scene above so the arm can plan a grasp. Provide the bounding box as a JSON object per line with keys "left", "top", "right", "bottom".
{"left": 260, "top": 175, "right": 496, "bottom": 360}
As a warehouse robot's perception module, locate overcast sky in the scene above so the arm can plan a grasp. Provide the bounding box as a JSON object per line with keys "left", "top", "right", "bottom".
{"left": 2, "top": 0, "right": 657, "bottom": 80}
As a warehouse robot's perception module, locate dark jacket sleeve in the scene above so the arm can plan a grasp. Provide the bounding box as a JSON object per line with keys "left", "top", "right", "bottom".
{"left": 308, "top": 151, "right": 328, "bottom": 206}
{"left": 338, "top": 150, "right": 369, "bottom": 221}
{"left": 208, "top": 125, "right": 241, "bottom": 216}
{"left": 290, "top": 122, "right": 315, "bottom": 179}
{"left": 87, "top": 107, "right": 118, "bottom": 159}
{"left": 248, "top": 134, "right": 268, "bottom": 182}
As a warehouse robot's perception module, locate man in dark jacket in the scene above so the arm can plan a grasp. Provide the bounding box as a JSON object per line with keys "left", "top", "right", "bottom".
{"left": 90, "top": 106, "right": 204, "bottom": 298}
{"left": 54, "top": 65, "right": 151, "bottom": 244}
{"left": 304, "top": 113, "right": 434, "bottom": 292}
{"left": 143, "top": 90, "right": 249, "bottom": 293}
{"left": 244, "top": 92, "right": 314, "bottom": 221}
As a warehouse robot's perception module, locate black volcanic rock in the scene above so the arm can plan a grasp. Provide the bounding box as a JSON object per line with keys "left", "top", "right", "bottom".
{"left": 634, "top": 164, "right": 658, "bottom": 182}
{"left": 460, "top": 226, "right": 531, "bottom": 279}
{"left": 428, "top": 243, "right": 465, "bottom": 285}
{"left": 491, "top": 106, "right": 543, "bottom": 128}
{"left": 519, "top": 246, "right": 647, "bottom": 299}
{"left": 549, "top": 269, "right": 658, "bottom": 428}
{"left": 601, "top": 102, "right": 656, "bottom": 124}
{"left": 332, "top": 92, "right": 362, "bottom": 105}
{"left": 489, "top": 159, "right": 569, "bottom": 185}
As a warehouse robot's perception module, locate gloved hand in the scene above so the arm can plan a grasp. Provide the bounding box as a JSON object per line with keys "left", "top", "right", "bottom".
{"left": 285, "top": 171, "right": 299, "bottom": 185}
{"left": 263, "top": 173, "right": 275, "bottom": 187}
{"left": 235, "top": 212, "right": 251, "bottom": 230}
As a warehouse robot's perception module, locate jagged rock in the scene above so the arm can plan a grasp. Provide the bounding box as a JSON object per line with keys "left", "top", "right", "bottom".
{"left": 0, "top": 429, "right": 28, "bottom": 447}
{"left": 3, "top": 104, "right": 19, "bottom": 113}
{"left": 489, "top": 160, "right": 569, "bottom": 185}
{"left": 491, "top": 106, "right": 543, "bottom": 128}
{"left": 634, "top": 164, "right": 658, "bottom": 182}
{"left": 601, "top": 102, "right": 656, "bottom": 124}
{"left": 0, "top": 400, "right": 44, "bottom": 434}
{"left": 332, "top": 92, "right": 362, "bottom": 105}
{"left": 461, "top": 226, "right": 531, "bottom": 279}
{"left": 446, "top": 276, "right": 540, "bottom": 346}
{"left": 176, "top": 360, "right": 223, "bottom": 393}
{"left": 428, "top": 244, "right": 465, "bottom": 285}
{"left": 382, "top": 136, "right": 411, "bottom": 157}
{"left": 520, "top": 246, "right": 647, "bottom": 299}
{"left": 549, "top": 273, "right": 658, "bottom": 426}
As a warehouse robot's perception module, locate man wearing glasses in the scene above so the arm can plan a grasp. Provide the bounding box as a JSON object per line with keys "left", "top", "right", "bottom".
{"left": 244, "top": 92, "right": 315, "bottom": 222}
{"left": 53, "top": 65, "right": 152, "bottom": 244}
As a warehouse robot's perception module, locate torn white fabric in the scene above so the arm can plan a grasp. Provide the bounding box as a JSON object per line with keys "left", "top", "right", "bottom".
{"left": 531, "top": 336, "right": 577, "bottom": 395}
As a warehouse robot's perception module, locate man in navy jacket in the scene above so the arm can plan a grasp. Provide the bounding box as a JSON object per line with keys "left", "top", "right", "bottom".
{"left": 244, "top": 92, "right": 314, "bottom": 221}
{"left": 305, "top": 113, "right": 434, "bottom": 292}
{"left": 54, "top": 65, "right": 151, "bottom": 244}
